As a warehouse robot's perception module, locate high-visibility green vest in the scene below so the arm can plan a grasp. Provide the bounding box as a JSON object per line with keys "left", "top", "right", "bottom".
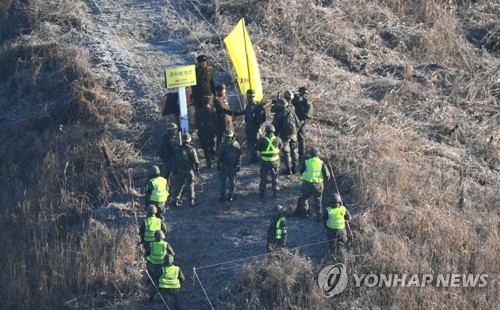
{"left": 147, "top": 240, "right": 168, "bottom": 265}
{"left": 144, "top": 217, "right": 161, "bottom": 242}
{"left": 300, "top": 157, "right": 324, "bottom": 183}
{"left": 276, "top": 216, "right": 286, "bottom": 239}
{"left": 150, "top": 177, "right": 169, "bottom": 202}
{"left": 159, "top": 265, "right": 181, "bottom": 289}
{"left": 260, "top": 136, "right": 279, "bottom": 161}
{"left": 326, "top": 206, "right": 347, "bottom": 229}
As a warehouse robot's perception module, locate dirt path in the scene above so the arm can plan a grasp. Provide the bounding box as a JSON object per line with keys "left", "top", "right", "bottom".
{"left": 84, "top": 0, "right": 337, "bottom": 308}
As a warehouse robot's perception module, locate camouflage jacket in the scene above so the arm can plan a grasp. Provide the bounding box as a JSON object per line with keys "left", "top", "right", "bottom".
{"left": 174, "top": 143, "right": 200, "bottom": 173}
{"left": 291, "top": 96, "right": 313, "bottom": 122}
{"left": 272, "top": 106, "right": 300, "bottom": 139}
{"left": 218, "top": 139, "right": 242, "bottom": 168}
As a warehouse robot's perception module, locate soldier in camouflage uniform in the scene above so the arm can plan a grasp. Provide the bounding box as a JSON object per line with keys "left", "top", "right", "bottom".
{"left": 272, "top": 98, "right": 300, "bottom": 175}
{"left": 244, "top": 89, "right": 267, "bottom": 163}
{"left": 196, "top": 96, "right": 218, "bottom": 168}
{"left": 291, "top": 87, "right": 314, "bottom": 157}
{"left": 171, "top": 133, "right": 200, "bottom": 208}
{"left": 158, "top": 122, "right": 180, "bottom": 181}
{"left": 213, "top": 84, "right": 244, "bottom": 151}
{"left": 295, "top": 147, "right": 330, "bottom": 221}
{"left": 257, "top": 124, "right": 284, "bottom": 198}
{"left": 191, "top": 55, "right": 216, "bottom": 127}
{"left": 217, "top": 129, "right": 242, "bottom": 202}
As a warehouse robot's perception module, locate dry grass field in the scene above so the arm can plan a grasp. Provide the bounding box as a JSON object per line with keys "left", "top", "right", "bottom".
{"left": 0, "top": 0, "right": 498, "bottom": 309}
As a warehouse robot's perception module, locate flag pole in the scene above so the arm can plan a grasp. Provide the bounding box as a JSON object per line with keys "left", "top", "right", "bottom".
{"left": 242, "top": 19, "right": 253, "bottom": 91}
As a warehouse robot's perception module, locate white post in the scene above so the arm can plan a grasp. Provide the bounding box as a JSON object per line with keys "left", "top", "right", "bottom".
{"left": 178, "top": 87, "right": 189, "bottom": 134}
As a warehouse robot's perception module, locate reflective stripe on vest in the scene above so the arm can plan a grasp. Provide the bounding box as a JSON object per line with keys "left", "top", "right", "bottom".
{"left": 147, "top": 240, "right": 168, "bottom": 265}
{"left": 150, "top": 177, "right": 169, "bottom": 202}
{"left": 326, "top": 206, "right": 346, "bottom": 230}
{"left": 144, "top": 217, "right": 161, "bottom": 242}
{"left": 159, "top": 265, "right": 181, "bottom": 289}
{"left": 300, "top": 157, "right": 324, "bottom": 183}
{"left": 261, "top": 136, "right": 279, "bottom": 161}
{"left": 275, "top": 216, "right": 286, "bottom": 239}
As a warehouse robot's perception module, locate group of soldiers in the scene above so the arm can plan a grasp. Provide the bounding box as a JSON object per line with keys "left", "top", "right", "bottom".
{"left": 137, "top": 55, "right": 353, "bottom": 306}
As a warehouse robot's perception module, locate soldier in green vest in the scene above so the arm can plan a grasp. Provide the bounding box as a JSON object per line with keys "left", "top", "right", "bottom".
{"left": 157, "top": 255, "right": 185, "bottom": 308}
{"left": 171, "top": 133, "right": 200, "bottom": 208}
{"left": 266, "top": 205, "right": 288, "bottom": 252}
{"left": 257, "top": 124, "right": 284, "bottom": 198}
{"left": 323, "top": 193, "right": 352, "bottom": 255}
{"left": 139, "top": 205, "right": 167, "bottom": 254}
{"left": 146, "top": 230, "right": 175, "bottom": 303}
{"left": 295, "top": 147, "right": 330, "bottom": 221}
{"left": 144, "top": 165, "right": 169, "bottom": 218}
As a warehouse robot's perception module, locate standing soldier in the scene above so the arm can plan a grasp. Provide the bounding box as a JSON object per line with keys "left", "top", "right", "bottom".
{"left": 295, "top": 147, "right": 331, "bottom": 221}
{"left": 323, "top": 193, "right": 352, "bottom": 256}
{"left": 196, "top": 96, "right": 217, "bottom": 168}
{"left": 213, "top": 84, "right": 244, "bottom": 151}
{"left": 146, "top": 230, "right": 175, "bottom": 303}
{"left": 217, "top": 129, "right": 242, "bottom": 202}
{"left": 291, "top": 87, "right": 313, "bottom": 157}
{"left": 171, "top": 133, "right": 200, "bottom": 208}
{"left": 245, "top": 89, "right": 267, "bottom": 163}
{"left": 272, "top": 98, "right": 300, "bottom": 175}
{"left": 266, "top": 205, "right": 288, "bottom": 252}
{"left": 139, "top": 205, "right": 167, "bottom": 254}
{"left": 257, "top": 124, "right": 283, "bottom": 198}
{"left": 158, "top": 255, "right": 185, "bottom": 309}
{"left": 191, "top": 55, "right": 216, "bottom": 112}
{"left": 158, "top": 122, "right": 180, "bottom": 181}
{"left": 144, "top": 165, "right": 169, "bottom": 218}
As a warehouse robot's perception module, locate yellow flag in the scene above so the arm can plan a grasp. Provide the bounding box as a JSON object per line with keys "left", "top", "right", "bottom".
{"left": 224, "top": 18, "right": 263, "bottom": 102}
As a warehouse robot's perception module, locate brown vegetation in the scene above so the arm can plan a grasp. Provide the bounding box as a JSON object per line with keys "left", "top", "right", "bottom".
{"left": 0, "top": 0, "right": 498, "bottom": 308}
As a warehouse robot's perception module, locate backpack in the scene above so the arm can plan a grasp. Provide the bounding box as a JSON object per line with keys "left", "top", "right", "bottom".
{"left": 282, "top": 108, "right": 298, "bottom": 137}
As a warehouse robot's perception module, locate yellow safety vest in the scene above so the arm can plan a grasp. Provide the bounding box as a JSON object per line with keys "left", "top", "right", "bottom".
{"left": 150, "top": 177, "right": 169, "bottom": 202}
{"left": 144, "top": 217, "right": 161, "bottom": 242}
{"left": 147, "top": 240, "right": 168, "bottom": 265}
{"left": 275, "top": 216, "right": 286, "bottom": 239}
{"left": 159, "top": 265, "right": 181, "bottom": 289}
{"left": 300, "top": 157, "right": 324, "bottom": 183}
{"left": 260, "top": 136, "right": 279, "bottom": 161}
{"left": 326, "top": 206, "right": 347, "bottom": 230}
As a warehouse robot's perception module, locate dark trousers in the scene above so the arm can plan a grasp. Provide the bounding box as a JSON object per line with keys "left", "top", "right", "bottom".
{"left": 198, "top": 130, "right": 216, "bottom": 167}
{"left": 326, "top": 228, "right": 347, "bottom": 254}
{"left": 159, "top": 288, "right": 181, "bottom": 310}
{"left": 259, "top": 161, "right": 279, "bottom": 193}
{"left": 297, "top": 122, "right": 306, "bottom": 157}
{"left": 146, "top": 262, "right": 162, "bottom": 301}
{"left": 296, "top": 181, "right": 324, "bottom": 220}
{"left": 219, "top": 166, "right": 237, "bottom": 196}
{"left": 172, "top": 171, "right": 195, "bottom": 202}
{"left": 266, "top": 237, "right": 287, "bottom": 252}
{"left": 282, "top": 138, "right": 298, "bottom": 171}
{"left": 245, "top": 127, "right": 259, "bottom": 160}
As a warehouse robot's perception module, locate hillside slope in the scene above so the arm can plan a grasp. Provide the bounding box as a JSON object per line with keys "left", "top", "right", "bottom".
{"left": 0, "top": 0, "right": 498, "bottom": 309}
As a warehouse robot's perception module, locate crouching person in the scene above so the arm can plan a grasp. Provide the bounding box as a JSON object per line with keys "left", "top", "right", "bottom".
{"left": 159, "top": 255, "right": 185, "bottom": 310}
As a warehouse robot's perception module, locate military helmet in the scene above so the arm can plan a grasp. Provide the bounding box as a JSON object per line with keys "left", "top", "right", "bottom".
{"left": 275, "top": 205, "right": 284, "bottom": 213}
{"left": 223, "top": 129, "right": 234, "bottom": 138}
{"left": 146, "top": 204, "right": 157, "bottom": 215}
{"left": 309, "top": 146, "right": 320, "bottom": 157}
{"left": 167, "top": 122, "right": 178, "bottom": 131}
{"left": 265, "top": 124, "right": 275, "bottom": 134}
{"left": 332, "top": 193, "right": 342, "bottom": 204}
{"left": 182, "top": 133, "right": 192, "bottom": 143}
{"left": 276, "top": 98, "right": 289, "bottom": 108}
{"left": 298, "top": 86, "right": 309, "bottom": 95}
{"left": 154, "top": 230, "right": 165, "bottom": 241}
{"left": 165, "top": 254, "right": 174, "bottom": 265}
{"left": 215, "top": 84, "right": 226, "bottom": 92}
{"left": 283, "top": 90, "right": 294, "bottom": 100}
{"left": 151, "top": 165, "right": 161, "bottom": 175}
{"left": 246, "top": 89, "right": 256, "bottom": 97}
